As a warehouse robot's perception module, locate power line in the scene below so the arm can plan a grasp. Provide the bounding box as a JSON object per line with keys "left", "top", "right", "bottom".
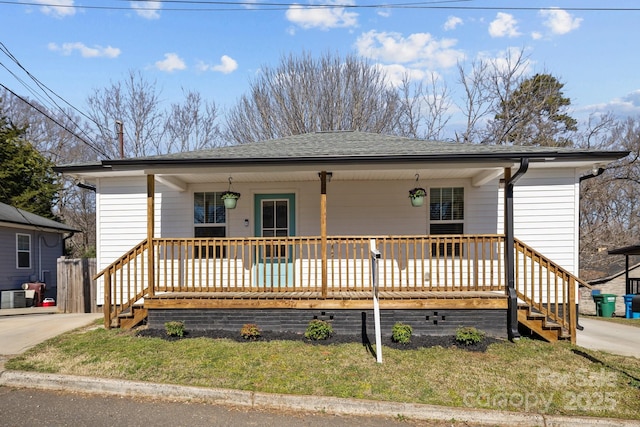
{"left": 0, "top": 83, "right": 111, "bottom": 159}
{"left": 0, "top": 42, "right": 113, "bottom": 150}
{"left": 1, "top": 44, "right": 95, "bottom": 126}
{"left": 1, "top": 0, "right": 640, "bottom": 12}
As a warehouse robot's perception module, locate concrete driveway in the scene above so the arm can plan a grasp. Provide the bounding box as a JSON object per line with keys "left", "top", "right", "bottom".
{"left": 0, "top": 308, "right": 102, "bottom": 356}
{"left": 577, "top": 317, "right": 640, "bottom": 358}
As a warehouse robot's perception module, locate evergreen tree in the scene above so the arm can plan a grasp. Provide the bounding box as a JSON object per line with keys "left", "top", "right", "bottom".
{"left": 0, "top": 112, "right": 61, "bottom": 219}
{"left": 489, "top": 73, "right": 577, "bottom": 146}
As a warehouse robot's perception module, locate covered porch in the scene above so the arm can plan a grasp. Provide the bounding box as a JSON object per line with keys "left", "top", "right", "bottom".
{"left": 98, "top": 231, "right": 581, "bottom": 343}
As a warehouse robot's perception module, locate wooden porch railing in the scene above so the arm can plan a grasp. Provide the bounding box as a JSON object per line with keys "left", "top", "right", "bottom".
{"left": 514, "top": 238, "right": 588, "bottom": 342}
{"left": 95, "top": 239, "right": 150, "bottom": 328}
{"left": 96, "top": 234, "right": 584, "bottom": 341}
{"left": 149, "top": 234, "right": 506, "bottom": 294}
{"left": 97, "top": 235, "right": 505, "bottom": 328}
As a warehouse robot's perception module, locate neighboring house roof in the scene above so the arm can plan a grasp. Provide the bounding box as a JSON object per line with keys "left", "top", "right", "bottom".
{"left": 55, "top": 131, "right": 629, "bottom": 173}
{"left": 0, "top": 202, "right": 78, "bottom": 233}
{"left": 590, "top": 262, "right": 640, "bottom": 285}
{"left": 608, "top": 245, "right": 640, "bottom": 256}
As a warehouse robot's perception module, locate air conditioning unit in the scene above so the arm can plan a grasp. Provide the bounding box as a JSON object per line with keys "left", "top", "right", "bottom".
{"left": 1, "top": 290, "right": 27, "bottom": 309}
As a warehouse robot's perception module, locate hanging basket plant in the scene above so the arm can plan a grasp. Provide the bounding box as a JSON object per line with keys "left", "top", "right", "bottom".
{"left": 408, "top": 187, "right": 426, "bottom": 207}
{"left": 221, "top": 190, "right": 241, "bottom": 209}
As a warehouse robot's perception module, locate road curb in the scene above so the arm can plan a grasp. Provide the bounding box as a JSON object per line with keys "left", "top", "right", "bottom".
{"left": 0, "top": 370, "right": 636, "bottom": 427}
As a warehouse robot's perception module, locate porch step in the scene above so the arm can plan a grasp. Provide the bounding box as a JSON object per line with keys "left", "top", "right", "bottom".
{"left": 517, "top": 304, "right": 568, "bottom": 343}
{"left": 118, "top": 306, "right": 148, "bottom": 330}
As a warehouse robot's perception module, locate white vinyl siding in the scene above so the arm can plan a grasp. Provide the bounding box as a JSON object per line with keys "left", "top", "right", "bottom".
{"left": 510, "top": 169, "right": 578, "bottom": 274}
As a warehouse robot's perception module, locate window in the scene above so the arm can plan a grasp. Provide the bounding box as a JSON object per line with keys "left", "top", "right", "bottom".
{"left": 194, "top": 192, "right": 226, "bottom": 257}
{"left": 16, "top": 234, "right": 31, "bottom": 269}
{"left": 429, "top": 187, "right": 464, "bottom": 256}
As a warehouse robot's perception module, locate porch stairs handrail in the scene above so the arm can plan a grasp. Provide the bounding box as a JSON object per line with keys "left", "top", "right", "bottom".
{"left": 514, "top": 238, "right": 590, "bottom": 344}
{"left": 95, "top": 239, "right": 150, "bottom": 328}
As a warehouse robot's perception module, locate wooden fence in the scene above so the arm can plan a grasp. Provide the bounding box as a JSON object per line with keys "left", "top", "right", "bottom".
{"left": 56, "top": 257, "right": 99, "bottom": 313}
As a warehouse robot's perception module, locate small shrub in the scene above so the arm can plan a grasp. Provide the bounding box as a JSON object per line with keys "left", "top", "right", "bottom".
{"left": 164, "top": 321, "right": 185, "bottom": 337}
{"left": 240, "top": 323, "right": 262, "bottom": 340}
{"left": 304, "top": 319, "right": 334, "bottom": 340}
{"left": 391, "top": 322, "right": 413, "bottom": 344}
{"left": 455, "top": 326, "right": 485, "bottom": 345}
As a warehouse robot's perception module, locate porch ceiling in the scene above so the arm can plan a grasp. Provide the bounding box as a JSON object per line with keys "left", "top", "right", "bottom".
{"left": 152, "top": 164, "right": 508, "bottom": 185}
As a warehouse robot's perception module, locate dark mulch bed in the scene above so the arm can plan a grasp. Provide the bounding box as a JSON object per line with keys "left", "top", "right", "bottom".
{"left": 135, "top": 328, "right": 502, "bottom": 352}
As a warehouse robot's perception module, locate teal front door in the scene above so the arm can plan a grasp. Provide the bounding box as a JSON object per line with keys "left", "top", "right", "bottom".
{"left": 255, "top": 194, "right": 296, "bottom": 288}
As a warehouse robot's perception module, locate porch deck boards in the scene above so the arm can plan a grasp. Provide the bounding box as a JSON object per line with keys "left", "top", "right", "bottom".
{"left": 143, "top": 290, "right": 508, "bottom": 310}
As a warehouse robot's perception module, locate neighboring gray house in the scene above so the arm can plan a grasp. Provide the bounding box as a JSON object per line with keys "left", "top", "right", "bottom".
{"left": 0, "top": 202, "right": 78, "bottom": 301}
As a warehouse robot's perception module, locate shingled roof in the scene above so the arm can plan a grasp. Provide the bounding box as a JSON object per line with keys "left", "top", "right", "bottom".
{"left": 55, "top": 131, "right": 629, "bottom": 172}
{"left": 0, "top": 202, "right": 78, "bottom": 233}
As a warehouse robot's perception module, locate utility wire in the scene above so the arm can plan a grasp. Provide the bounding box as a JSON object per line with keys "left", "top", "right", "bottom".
{"left": 0, "top": 83, "right": 111, "bottom": 159}
{"left": 1, "top": 0, "right": 640, "bottom": 12}
{"left": 0, "top": 43, "right": 113, "bottom": 152}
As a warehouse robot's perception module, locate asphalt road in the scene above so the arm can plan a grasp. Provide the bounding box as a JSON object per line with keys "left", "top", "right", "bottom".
{"left": 0, "top": 387, "right": 446, "bottom": 427}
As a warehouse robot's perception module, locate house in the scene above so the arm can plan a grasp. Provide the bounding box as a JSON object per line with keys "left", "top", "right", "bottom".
{"left": 582, "top": 246, "right": 640, "bottom": 317}
{"left": 582, "top": 263, "right": 640, "bottom": 317}
{"left": 54, "top": 131, "right": 628, "bottom": 342}
{"left": 0, "top": 201, "right": 78, "bottom": 307}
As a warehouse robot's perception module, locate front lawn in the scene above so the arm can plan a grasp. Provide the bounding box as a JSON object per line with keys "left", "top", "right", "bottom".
{"left": 6, "top": 325, "right": 640, "bottom": 420}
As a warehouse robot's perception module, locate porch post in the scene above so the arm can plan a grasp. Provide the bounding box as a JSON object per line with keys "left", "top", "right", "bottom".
{"left": 147, "top": 174, "right": 155, "bottom": 297}
{"left": 505, "top": 158, "right": 528, "bottom": 341}
{"left": 320, "top": 171, "right": 328, "bottom": 298}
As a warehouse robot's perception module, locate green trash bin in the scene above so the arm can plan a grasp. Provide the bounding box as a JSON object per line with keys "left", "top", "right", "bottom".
{"left": 595, "top": 294, "right": 617, "bottom": 317}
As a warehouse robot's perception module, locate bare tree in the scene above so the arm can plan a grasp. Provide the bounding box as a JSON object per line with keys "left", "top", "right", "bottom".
{"left": 225, "top": 51, "right": 405, "bottom": 144}
{"left": 398, "top": 72, "right": 452, "bottom": 140}
{"left": 454, "top": 58, "right": 493, "bottom": 144}
{"left": 480, "top": 48, "right": 532, "bottom": 145}
{"left": 86, "top": 70, "right": 165, "bottom": 158}
{"left": 164, "top": 89, "right": 224, "bottom": 152}
{"left": 579, "top": 116, "right": 640, "bottom": 278}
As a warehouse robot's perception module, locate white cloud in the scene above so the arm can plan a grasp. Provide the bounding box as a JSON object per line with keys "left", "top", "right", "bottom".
{"left": 586, "top": 90, "right": 640, "bottom": 117}
{"left": 531, "top": 31, "right": 543, "bottom": 40}
{"left": 540, "top": 8, "right": 582, "bottom": 35}
{"left": 286, "top": 1, "right": 358, "bottom": 30}
{"left": 155, "top": 53, "right": 186, "bottom": 72}
{"left": 355, "top": 30, "right": 464, "bottom": 69}
{"left": 444, "top": 16, "right": 463, "bottom": 31}
{"left": 476, "top": 47, "right": 534, "bottom": 76}
{"left": 488, "top": 12, "right": 521, "bottom": 38}
{"left": 48, "top": 42, "right": 120, "bottom": 58}
{"left": 375, "top": 63, "right": 427, "bottom": 87}
{"left": 131, "top": 1, "right": 162, "bottom": 20}
{"left": 197, "top": 55, "right": 239, "bottom": 74}
{"left": 377, "top": 9, "right": 391, "bottom": 18}
{"left": 27, "top": 0, "right": 75, "bottom": 18}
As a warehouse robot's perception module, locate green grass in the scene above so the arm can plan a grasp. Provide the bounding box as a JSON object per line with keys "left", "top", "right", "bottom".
{"left": 6, "top": 326, "right": 640, "bottom": 420}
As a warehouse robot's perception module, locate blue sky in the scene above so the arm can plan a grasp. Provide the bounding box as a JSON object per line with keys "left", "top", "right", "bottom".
{"left": 1, "top": 0, "right": 640, "bottom": 133}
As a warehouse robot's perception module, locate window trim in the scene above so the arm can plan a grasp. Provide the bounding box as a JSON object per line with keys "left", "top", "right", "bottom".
{"left": 428, "top": 186, "right": 465, "bottom": 257}
{"left": 16, "top": 233, "right": 31, "bottom": 269}
{"left": 193, "top": 191, "right": 227, "bottom": 236}
{"left": 193, "top": 191, "right": 228, "bottom": 258}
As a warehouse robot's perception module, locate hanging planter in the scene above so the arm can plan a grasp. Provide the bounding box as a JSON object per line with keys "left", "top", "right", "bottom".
{"left": 408, "top": 187, "right": 426, "bottom": 207}
{"left": 222, "top": 177, "right": 240, "bottom": 209}
{"left": 408, "top": 173, "right": 426, "bottom": 207}
{"left": 221, "top": 191, "right": 241, "bottom": 209}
